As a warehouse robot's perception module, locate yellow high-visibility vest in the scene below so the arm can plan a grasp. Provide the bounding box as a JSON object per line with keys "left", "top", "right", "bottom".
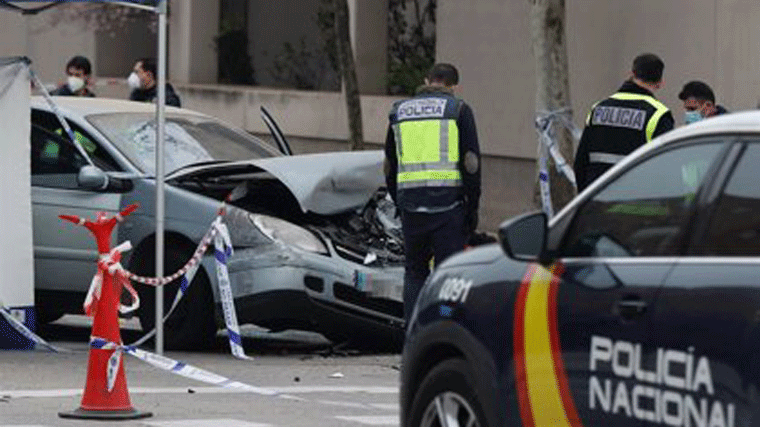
{"left": 392, "top": 96, "right": 462, "bottom": 189}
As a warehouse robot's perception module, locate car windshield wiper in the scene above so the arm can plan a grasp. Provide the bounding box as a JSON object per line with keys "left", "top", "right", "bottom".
{"left": 167, "top": 160, "right": 231, "bottom": 177}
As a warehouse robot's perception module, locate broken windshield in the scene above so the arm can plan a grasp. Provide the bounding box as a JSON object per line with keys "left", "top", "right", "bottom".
{"left": 87, "top": 112, "right": 281, "bottom": 175}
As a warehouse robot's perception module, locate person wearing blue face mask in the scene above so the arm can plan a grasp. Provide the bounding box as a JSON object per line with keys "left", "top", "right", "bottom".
{"left": 678, "top": 81, "right": 728, "bottom": 125}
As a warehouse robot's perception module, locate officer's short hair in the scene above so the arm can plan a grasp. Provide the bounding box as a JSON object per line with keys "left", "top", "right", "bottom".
{"left": 678, "top": 81, "right": 716, "bottom": 103}
{"left": 427, "top": 63, "right": 459, "bottom": 86}
{"left": 632, "top": 53, "right": 664, "bottom": 84}
{"left": 138, "top": 57, "right": 157, "bottom": 79}
{"left": 66, "top": 56, "right": 91, "bottom": 76}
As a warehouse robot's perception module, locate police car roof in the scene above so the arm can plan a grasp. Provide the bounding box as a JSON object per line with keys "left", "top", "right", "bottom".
{"left": 551, "top": 110, "right": 760, "bottom": 225}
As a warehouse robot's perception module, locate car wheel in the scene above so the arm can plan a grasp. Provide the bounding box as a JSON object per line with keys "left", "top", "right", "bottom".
{"left": 407, "top": 358, "right": 489, "bottom": 427}
{"left": 133, "top": 245, "right": 217, "bottom": 350}
{"left": 35, "top": 306, "right": 64, "bottom": 325}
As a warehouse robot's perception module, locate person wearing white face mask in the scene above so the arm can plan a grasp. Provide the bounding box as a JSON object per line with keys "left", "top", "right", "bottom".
{"left": 51, "top": 56, "right": 95, "bottom": 97}
{"left": 127, "top": 57, "right": 181, "bottom": 107}
{"left": 678, "top": 80, "right": 729, "bottom": 125}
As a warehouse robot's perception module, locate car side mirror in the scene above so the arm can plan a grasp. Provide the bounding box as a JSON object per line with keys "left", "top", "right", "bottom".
{"left": 78, "top": 165, "right": 109, "bottom": 190}
{"left": 498, "top": 211, "right": 548, "bottom": 262}
{"left": 78, "top": 165, "right": 133, "bottom": 193}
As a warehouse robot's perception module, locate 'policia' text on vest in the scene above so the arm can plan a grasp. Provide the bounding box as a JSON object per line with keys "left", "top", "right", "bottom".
{"left": 592, "top": 106, "right": 646, "bottom": 130}
{"left": 397, "top": 98, "right": 448, "bottom": 120}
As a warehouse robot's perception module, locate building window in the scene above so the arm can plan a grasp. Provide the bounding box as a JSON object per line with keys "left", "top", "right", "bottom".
{"left": 387, "top": 0, "right": 436, "bottom": 95}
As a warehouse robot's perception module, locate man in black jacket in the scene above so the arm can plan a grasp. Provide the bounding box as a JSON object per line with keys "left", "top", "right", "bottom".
{"left": 51, "top": 56, "right": 96, "bottom": 97}
{"left": 574, "top": 53, "right": 674, "bottom": 192}
{"left": 127, "top": 58, "right": 181, "bottom": 107}
{"left": 678, "top": 80, "right": 729, "bottom": 125}
{"left": 384, "top": 63, "right": 481, "bottom": 323}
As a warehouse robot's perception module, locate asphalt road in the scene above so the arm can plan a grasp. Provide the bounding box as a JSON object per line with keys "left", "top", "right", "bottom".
{"left": 0, "top": 316, "right": 402, "bottom": 427}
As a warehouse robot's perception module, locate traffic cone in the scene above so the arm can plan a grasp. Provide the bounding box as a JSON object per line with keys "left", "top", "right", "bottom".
{"left": 58, "top": 206, "right": 151, "bottom": 420}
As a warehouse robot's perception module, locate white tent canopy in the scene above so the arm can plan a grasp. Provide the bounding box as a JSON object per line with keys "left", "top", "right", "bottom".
{"left": 0, "top": 56, "right": 34, "bottom": 348}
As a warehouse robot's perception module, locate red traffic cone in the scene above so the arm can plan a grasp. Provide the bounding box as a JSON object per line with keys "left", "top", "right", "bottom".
{"left": 58, "top": 205, "right": 151, "bottom": 420}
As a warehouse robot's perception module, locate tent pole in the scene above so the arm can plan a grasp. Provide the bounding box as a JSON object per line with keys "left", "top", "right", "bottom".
{"left": 154, "top": 0, "right": 167, "bottom": 355}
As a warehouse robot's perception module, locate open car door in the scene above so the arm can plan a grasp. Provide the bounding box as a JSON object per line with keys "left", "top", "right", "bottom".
{"left": 260, "top": 106, "right": 293, "bottom": 156}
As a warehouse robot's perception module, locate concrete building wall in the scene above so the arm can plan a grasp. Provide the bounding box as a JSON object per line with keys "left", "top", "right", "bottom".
{"left": 0, "top": 10, "right": 27, "bottom": 58}
{"left": 4, "top": 12, "right": 96, "bottom": 85}
{"left": 438, "top": 0, "right": 760, "bottom": 162}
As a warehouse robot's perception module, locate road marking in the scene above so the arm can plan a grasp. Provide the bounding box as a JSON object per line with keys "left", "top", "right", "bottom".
{"left": 144, "top": 420, "right": 271, "bottom": 427}
{"left": 313, "top": 400, "right": 399, "bottom": 410}
{"left": 317, "top": 400, "right": 373, "bottom": 409}
{"left": 335, "top": 415, "right": 399, "bottom": 425}
{"left": 369, "top": 403, "right": 400, "bottom": 411}
{"left": 0, "top": 385, "right": 398, "bottom": 399}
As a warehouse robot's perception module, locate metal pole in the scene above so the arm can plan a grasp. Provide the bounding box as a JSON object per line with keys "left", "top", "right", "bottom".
{"left": 155, "top": 0, "right": 167, "bottom": 355}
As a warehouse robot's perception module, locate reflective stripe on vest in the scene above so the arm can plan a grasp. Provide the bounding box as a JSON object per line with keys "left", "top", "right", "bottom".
{"left": 588, "top": 152, "right": 626, "bottom": 165}
{"left": 609, "top": 92, "right": 669, "bottom": 142}
{"left": 394, "top": 118, "right": 461, "bottom": 189}
{"left": 55, "top": 128, "right": 97, "bottom": 153}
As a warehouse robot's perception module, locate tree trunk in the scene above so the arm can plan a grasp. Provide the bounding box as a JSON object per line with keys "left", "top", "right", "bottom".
{"left": 334, "top": 0, "right": 365, "bottom": 151}
{"left": 529, "top": 0, "right": 576, "bottom": 213}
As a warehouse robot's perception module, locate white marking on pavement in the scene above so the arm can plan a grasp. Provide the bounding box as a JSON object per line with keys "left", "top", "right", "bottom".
{"left": 335, "top": 415, "right": 399, "bottom": 425}
{"left": 317, "top": 400, "right": 372, "bottom": 409}
{"left": 143, "top": 420, "right": 270, "bottom": 427}
{"left": 0, "top": 385, "right": 398, "bottom": 399}
{"left": 315, "top": 401, "right": 400, "bottom": 411}
{"left": 369, "top": 403, "right": 400, "bottom": 411}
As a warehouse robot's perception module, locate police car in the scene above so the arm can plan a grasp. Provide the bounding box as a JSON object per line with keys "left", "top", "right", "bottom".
{"left": 400, "top": 111, "right": 760, "bottom": 427}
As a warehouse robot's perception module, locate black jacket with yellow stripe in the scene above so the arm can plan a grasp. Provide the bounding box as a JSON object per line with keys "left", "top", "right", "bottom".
{"left": 573, "top": 81, "right": 674, "bottom": 192}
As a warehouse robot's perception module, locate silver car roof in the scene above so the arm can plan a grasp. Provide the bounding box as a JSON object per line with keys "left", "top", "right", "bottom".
{"left": 30, "top": 95, "right": 200, "bottom": 119}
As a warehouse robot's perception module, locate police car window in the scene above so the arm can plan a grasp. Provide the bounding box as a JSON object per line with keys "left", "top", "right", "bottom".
{"left": 700, "top": 142, "right": 760, "bottom": 255}
{"left": 31, "top": 126, "right": 88, "bottom": 189}
{"left": 563, "top": 142, "right": 723, "bottom": 257}
{"left": 31, "top": 110, "right": 121, "bottom": 172}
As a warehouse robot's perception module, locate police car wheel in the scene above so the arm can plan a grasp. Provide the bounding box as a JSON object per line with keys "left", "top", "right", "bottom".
{"left": 408, "top": 358, "right": 488, "bottom": 427}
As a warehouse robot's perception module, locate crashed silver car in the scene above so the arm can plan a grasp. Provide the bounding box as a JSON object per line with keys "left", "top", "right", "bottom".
{"left": 31, "top": 97, "right": 404, "bottom": 349}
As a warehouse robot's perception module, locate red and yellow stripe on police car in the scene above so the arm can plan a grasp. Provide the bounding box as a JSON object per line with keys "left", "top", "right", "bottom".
{"left": 513, "top": 263, "right": 582, "bottom": 427}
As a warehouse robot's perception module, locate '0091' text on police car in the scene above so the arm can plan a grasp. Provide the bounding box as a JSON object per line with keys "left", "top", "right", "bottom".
{"left": 400, "top": 111, "right": 760, "bottom": 427}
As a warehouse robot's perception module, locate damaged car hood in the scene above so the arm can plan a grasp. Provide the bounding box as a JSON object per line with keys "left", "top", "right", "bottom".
{"left": 169, "top": 150, "right": 386, "bottom": 215}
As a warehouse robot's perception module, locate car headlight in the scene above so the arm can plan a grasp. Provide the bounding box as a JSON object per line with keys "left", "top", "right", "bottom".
{"left": 251, "top": 214, "right": 328, "bottom": 254}
{"left": 223, "top": 206, "right": 272, "bottom": 248}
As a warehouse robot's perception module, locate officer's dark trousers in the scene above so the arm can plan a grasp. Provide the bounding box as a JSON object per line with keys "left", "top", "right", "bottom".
{"left": 402, "top": 205, "right": 466, "bottom": 325}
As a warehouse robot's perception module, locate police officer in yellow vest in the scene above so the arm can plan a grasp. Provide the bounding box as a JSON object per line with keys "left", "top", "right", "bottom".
{"left": 384, "top": 63, "right": 481, "bottom": 324}
{"left": 574, "top": 53, "right": 674, "bottom": 192}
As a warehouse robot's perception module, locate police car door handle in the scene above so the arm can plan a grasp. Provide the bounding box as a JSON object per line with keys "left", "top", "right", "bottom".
{"left": 616, "top": 299, "right": 648, "bottom": 318}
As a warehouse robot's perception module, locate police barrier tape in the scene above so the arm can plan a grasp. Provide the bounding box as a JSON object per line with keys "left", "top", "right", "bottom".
{"left": 30, "top": 69, "right": 94, "bottom": 166}
{"left": 83, "top": 241, "right": 139, "bottom": 318}
{"left": 535, "top": 108, "right": 580, "bottom": 218}
{"left": 0, "top": 302, "right": 68, "bottom": 353}
{"left": 0, "top": 213, "right": 246, "bottom": 358}
{"left": 120, "top": 215, "right": 250, "bottom": 360}
{"left": 89, "top": 336, "right": 299, "bottom": 400}
{"left": 1, "top": 215, "right": 262, "bottom": 395}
